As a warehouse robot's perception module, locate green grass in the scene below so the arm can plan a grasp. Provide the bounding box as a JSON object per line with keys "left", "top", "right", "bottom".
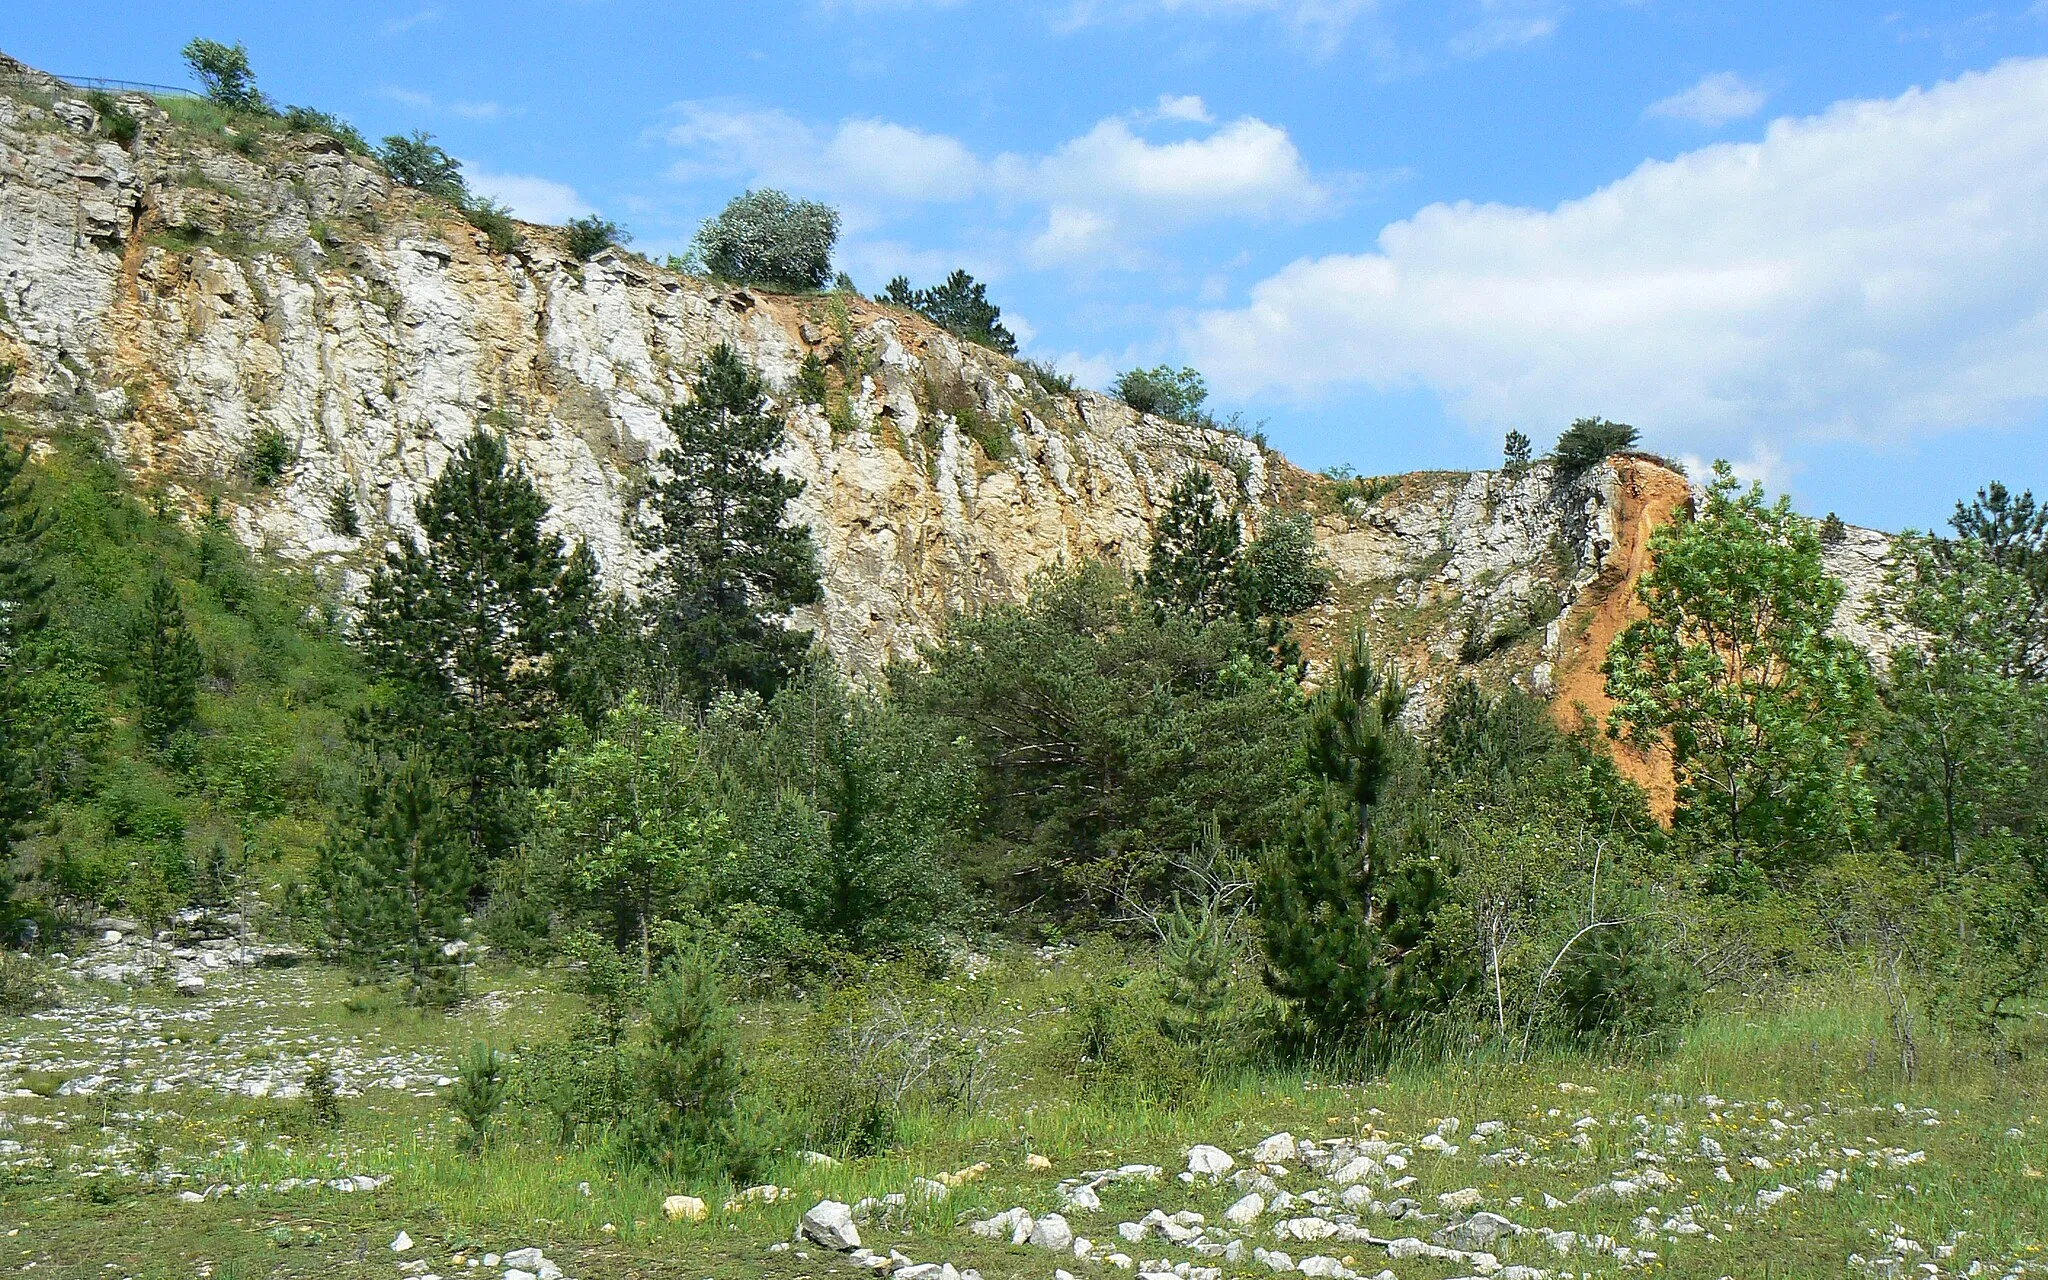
{"left": 4, "top": 956, "right": 2043, "bottom": 1279}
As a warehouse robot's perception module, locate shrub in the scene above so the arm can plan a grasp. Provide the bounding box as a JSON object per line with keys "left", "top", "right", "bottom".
{"left": 280, "top": 106, "right": 369, "bottom": 153}
{"left": 244, "top": 425, "right": 291, "bottom": 486}
{"left": 1020, "top": 358, "right": 1076, "bottom": 397}
{"left": 378, "top": 131, "right": 466, "bottom": 203}
{"left": 1551, "top": 417, "right": 1638, "bottom": 477}
{"left": 0, "top": 952, "right": 58, "bottom": 1016}
{"left": 795, "top": 353, "right": 830, "bottom": 407}
{"left": 1114, "top": 365, "right": 1209, "bottom": 425}
{"left": 463, "top": 198, "right": 521, "bottom": 254}
{"left": 182, "top": 38, "right": 265, "bottom": 111}
{"left": 564, "top": 215, "right": 626, "bottom": 262}
{"left": 447, "top": 1043, "right": 509, "bottom": 1150}
{"left": 87, "top": 91, "right": 140, "bottom": 146}
{"left": 689, "top": 189, "right": 839, "bottom": 291}
{"left": 302, "top": 1059, "right": 343, "bottom": 1127}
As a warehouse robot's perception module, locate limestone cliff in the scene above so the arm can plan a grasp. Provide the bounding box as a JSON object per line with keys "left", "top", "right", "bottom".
{"left": 0, "top": 58, "right": 1888, "bottom": 731}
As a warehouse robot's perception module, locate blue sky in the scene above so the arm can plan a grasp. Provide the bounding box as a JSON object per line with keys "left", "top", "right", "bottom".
{"left": 11, "top": 1, "right": 2048, "bottom": 530}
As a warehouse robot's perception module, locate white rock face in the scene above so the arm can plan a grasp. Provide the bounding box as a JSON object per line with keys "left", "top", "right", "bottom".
{"left": 0, "top": 59, "right": 1719, "bottom": 699}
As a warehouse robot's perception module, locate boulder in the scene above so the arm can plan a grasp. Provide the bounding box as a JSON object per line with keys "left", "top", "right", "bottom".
{"left": 800, "top": 1199, "right": 862, "bottom": 1251}
{"left": 1224, "top": 1193, "right": 1265, "bottom": 1225}
{"left": 1187, "top": 1144, "right": 1235, "bottom": 1177}
{"left": 662, "top": 1194, "right": 708, "bottom": 1222}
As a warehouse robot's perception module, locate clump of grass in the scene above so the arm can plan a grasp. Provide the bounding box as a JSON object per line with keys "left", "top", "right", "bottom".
{"left": 21, "top": 1068, "right": 72, "bottom": 1098}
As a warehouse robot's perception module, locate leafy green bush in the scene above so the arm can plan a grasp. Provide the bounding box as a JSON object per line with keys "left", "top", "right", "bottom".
{"left": 689, "top": 189, "right": 839, "bottom": 291}
{"left": 1020, "top": 358, "right": 1076, "bottom": 396}
{"left": 378, "top": 131, "right": 466, "bottom": 203}
{"left": 1114, "top": 365, "right": 1209, "bottom": 425}
{"left": 463, "top": 198, "right": 521, "bottom": 254}
{"left": 0, "top": 952, "right": 58, "bottom": 1016}
{"left": 86, "top": 91, "right": 140, "bottom": 146}
{"left": 564, "top": 215, "right": 626, "bottom": 261}
{"left": 279, "top": 106, "right": 369, "bottom": 154}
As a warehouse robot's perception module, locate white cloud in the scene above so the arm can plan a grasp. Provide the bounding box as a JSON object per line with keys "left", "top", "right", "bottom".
{"left": 1448, "top": 1, "right": 1558, "bottom": 59}
{"left": 1024, "top": 117, "right": 1325, "bottom": 217}
{"left": 823, "top": 120, "right": 982, "bottom": 201}
{"left": 1027, "top": 206, "right": 1121, "bottom": 268}
{"left": 660, "top": 100, "right": 1327, "bottom": 269}
{"left": 451, "top": 100, "right": 510, "bottom": 121}
{"left": 1154, "top": 93, "right": 1214, "bottom": 123}
{"left": 1186, "top": 58, "right": 2048, "bottom": 457}
{"left": 381, "top": 8, "right": 439, "bottom": 35}
{"left": 1679, "top": 444, "right": 1790, "bottom": 494}
{"left": 464, "top": 167, "right": 595, "bottom": 225}
{"left": 1647, "top": 72, "right": 1769, "bottom": 127}
{"left": 377, "top": 85, "right": 435, "bottom": 110}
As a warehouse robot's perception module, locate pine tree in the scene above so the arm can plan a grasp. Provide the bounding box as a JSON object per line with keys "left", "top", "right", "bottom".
{"left": 627, "top": 948, "right": 766, "bottom": 1179}
{"left": 0, "top": 439, "right": 52, "bottom": 915}
{"left": 1259, "top": 632, "right": 1466, "bottom": 1048}
{"left": 134, "top": 570, "right": 201, "bottom": 748}
{"left": 327, "top": 482, "right": 360, "bottom": 537}
{"left": 639, "top": 344, "right": 822, "bottom": 706}
{"left": 1502, "top": 430, "right": 1532, "bottom": 475}
{"left": 322, "top": 745, "right": 471, "bottom": 1005}
{"left": 358, "top": 428, "right": 592, "bottom": 867}
{"left": 1142, "top": 469, "right": 1242, "bottom": 623}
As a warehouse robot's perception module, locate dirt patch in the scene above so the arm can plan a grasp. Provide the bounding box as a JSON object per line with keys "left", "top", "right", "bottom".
{"left": 1549, "top": 455, "right": 1691, "bottom": 821}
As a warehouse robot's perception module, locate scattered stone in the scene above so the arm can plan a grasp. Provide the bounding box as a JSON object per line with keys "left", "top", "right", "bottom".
{"left": 1187, "top": 1144, "right": 1235, "bottom": 1177}
{"left": 1031, "top": 1213, "right": 1075, "bottom": 1252}
{"left": 1026, "top": 1153, "right": 1054, "bottom": 1171}
{"left": 800, "top": 1200, "right": 862, "bottom": 1252}
{"left": 391, "top": 1230, "right": 413, "bottom": 1252}
{"left": 1225, "top": 1193, "right": 1265, "bottom": 1225}
{"left": 1254, "top": 1133, "right": 1298, "bottom": 1164}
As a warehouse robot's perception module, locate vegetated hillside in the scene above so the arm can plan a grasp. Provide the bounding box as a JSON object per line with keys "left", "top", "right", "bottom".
{"left": 0, "top": 52, "right": 1891, "bottom": 718}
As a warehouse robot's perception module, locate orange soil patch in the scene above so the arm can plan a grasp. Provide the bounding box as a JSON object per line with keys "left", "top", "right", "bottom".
{"left": 1550, "top": 455, "right": 1692, "bottom": 822}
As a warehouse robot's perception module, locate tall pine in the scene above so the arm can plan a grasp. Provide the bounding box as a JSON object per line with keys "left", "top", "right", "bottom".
{"left": 639, "top": 344, "right": 821, "bottom": 706}
{"left": 358, "top": 428, "right": 592, "bottom": 867}
{"left": 134, "top": 570, "right": 201, "bottom": 748}
{"left": 1259, "top": 632, "right": 1465, "bottom": 1048}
